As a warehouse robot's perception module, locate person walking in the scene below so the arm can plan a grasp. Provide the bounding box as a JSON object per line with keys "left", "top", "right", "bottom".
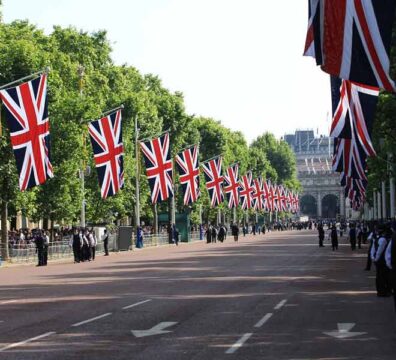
{"left": 330, "top": 224, "right": 338, "bottom": 251}
{"left": 205, "top": 225, "right": 212, "bottom": 244}
{"left": 365, "top": 227, "right": 377, "bottom": 271}
{"left": 34, "top": 230, "right": 44, "bottom": 266}
{"left": 102, "top": 229, "right": 109, "bottom": 256}
{"left": 174, "top": 228, "right": 180, "bottom": 246}
{"left": 89, "top": 230, "right": 97, "bottom": 260}
{"left": 71, "top": 228, "right": 82, "bottom": 263}
{"left": 385, "top": 234, "right": 396, "bottom": 311}
{"left": 42, "top": 231, "right": 49, "bottom": 266}
{"left": 349, "top": 223, "right": 357, "bottom": 250}
{"left": 211, "top": 226, "right": 217, "bottom": 243}
{"left": 81, "top": 229, "right": 90, "bottom": 261}
{"left": 318, "top": 223, "right": 325, "bottom": 247}
{"left": 231, "top": 222, "right": 239, "bottom": 242}
{"left": 371, "top": 225, "right": 391, "bottom": 297}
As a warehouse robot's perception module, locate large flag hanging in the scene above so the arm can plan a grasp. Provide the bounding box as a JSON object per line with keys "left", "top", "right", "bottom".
{"left": 331, "top": 77, "right": 379, "bottom": 157}
{"left": 0, "top": 73, "right": 53, "bottom": 190}
{"left": 175, "top": 145, "right": 200, "bottom": 205}
{"left": 252, "top": 177, "right": 265, "bottom": 211}
{"left": 304, "top": 0, "right": 396, "bottom": 91}
{"left": 277, "top": 185, "right": 288, "bottom": 212}
{"left": 223, "top": 163, "right": 240, "bottom": 209}
{"left": 88, "top": 109, "right": 124, "bottom": 199}
{"left": 202, "top": 156, "right": 224, "bottom": 207}
{"left": 263, "top": 180, "right": 274, "bottom": 212}
{"left": 240, "top": 171, "right": 254, "bottom": 210}
{"left": 140, "top": 132, "right": 173, "bottom": 204}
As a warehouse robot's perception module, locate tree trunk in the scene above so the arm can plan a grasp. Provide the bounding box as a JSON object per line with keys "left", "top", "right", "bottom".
{"left": 1, "top": 200, "right": 9, "bottom": 261}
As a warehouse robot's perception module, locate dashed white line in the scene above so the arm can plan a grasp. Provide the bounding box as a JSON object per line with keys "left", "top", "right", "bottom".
{"left": 274, "top": 299, "right": 287, "bottom": 310}
{"left": 225, "top": 333, "right": 253, "bottom": 354}
{"left": 122, "top": 299, "right": 152, "bottom": 310}
{"left": 71, "top": 313, "right": 112, "bottom": 327}
{"left": 0, "top": 300, "right": 17, "bottom": 305}
{"left": 0, "top": 331, "right": 56, "bottom": 352}
{"left": 254, "top": 313, "right": 273, "bottom": 328}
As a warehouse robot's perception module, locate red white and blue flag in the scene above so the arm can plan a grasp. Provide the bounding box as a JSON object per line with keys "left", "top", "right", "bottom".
{"left": 252, "top": 177, "right": 265, "bottom": 211}
{"left": 88, "top": 109, "right": 124, "bottom": 199}
{"left": 239, "top": 171, "right": 254, "bottom": 210}
{"left": 223, "top": 163, "right": 240, "bottom": 209}
{"left": 140, "top": 132, "right": 173, "bottom": 204}
{"left": 331, "top": 78, "right": 379, "bottom": 157}
{"left": 263, "top": 180, "right": 274, "bottom": 212}
{"left": 304, "top": 0, "right": 396, "bottom": 91}
{"left": 0, "top": 74, "right": 53, "bottom": 190}
{"left": 175, "top": 145, "right": 200, "bottom": 205}
{"left": 202, "top": 156, "right": 224, "bottom": 207}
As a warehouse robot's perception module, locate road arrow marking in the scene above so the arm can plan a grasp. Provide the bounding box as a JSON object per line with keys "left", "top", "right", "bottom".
{"left": 323, "top": 323, "right": 366, "bottom": 339}
{"left": 131, "top": 322, "right": 178, "bottom": 338}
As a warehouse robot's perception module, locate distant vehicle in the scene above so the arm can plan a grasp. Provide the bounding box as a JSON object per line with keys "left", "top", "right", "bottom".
{"left": 299, "top": 216, "right": 309, "bottom": 222}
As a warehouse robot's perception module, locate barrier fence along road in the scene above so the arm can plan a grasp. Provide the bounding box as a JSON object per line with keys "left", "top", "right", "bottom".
{"left": 0, "top": 231, "right": 202, "bottom": 264}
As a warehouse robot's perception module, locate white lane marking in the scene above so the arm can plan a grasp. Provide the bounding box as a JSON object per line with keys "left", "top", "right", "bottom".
{"left": 225, "top": 333, "right": 253, "bottom": 354}
{"left": 122, "top": 299, "right": 152, "bottom": 310}
{"left": 71, "top": 313, "right": 112, "bottom": 327}
{"left": 274, "top": 299, "right": 287, "bottom": 310}
{"left": 0, "top": 300, "right": 17, "bottom": 305}
{"left": 254, "top": 313, "right": 273, "bottom": 328}
{"left": 131, "top": 322, "right": 178, "bottom": 338}
{"left": 0, "top": 331, "right": 56, "bottom": 352}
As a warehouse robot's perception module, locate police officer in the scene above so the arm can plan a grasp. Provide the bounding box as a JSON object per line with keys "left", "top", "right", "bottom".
{"left": 385, "top": 233, "right": 396, "bottom": 311}
{"left": 34, "top": 230, "right": 44, "bottom": 266}
{"left": 364, "top": 226, "right": 377, "bottom": 271}
{"left": 371, "top": 224, "right": 391, "bottom": 297}
{"left": 318, "top": 222, "right": 325, "bottom": 247}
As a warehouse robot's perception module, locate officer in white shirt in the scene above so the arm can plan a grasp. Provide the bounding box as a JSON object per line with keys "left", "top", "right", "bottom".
{"left": 371, "top": 225, "right": 392, "bottom": 297}
{"left": 385, "top": 235, "right": 396, "bottom": 311}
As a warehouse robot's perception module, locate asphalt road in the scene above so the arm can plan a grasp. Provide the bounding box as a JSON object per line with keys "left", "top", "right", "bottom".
{"left": 0, "top": 229, "right": 395, "bottom": 360}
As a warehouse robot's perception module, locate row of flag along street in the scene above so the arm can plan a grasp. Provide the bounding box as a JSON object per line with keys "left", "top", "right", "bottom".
{"left": 304, "top": 0, "right": 396, "bottom": 210}
{"left": 0, "top": 72, "right": 299, "bottom": 214}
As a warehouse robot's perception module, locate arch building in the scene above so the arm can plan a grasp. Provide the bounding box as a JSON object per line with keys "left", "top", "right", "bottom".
{"left": 284, "top": 130, "right": 350, "bottom": 220}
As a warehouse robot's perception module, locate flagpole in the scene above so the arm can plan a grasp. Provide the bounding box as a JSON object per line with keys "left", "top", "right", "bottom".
{"left": 78, "top": 65, "right": 86, "bottom": 229}
{"left": 135, "top": 114, "right": 140, "bottom": 232}
{"left": 98, "top": 104, "right": 124, "bottom": 119}
{"left": 0, "top": 67, "right": 50, "bottom": 91}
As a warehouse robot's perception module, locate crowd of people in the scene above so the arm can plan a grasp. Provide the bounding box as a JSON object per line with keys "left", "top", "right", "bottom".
{"left": 69, "top": 228, "right": 110, "bottom": 263}
{"left": 316, "top": 220, "right": 396, "bottom": 311}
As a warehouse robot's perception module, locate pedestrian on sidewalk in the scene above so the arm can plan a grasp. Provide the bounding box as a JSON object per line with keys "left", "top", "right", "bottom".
{"left": 43, "top": 231, "right": 49, "bottom": 266}
{"left": 231, "top": 222, "right": 239, "bottom": 242}
{"left": 89, "top": 229, "right": 97, "bottom": 260}
{"left": 34, "top": 230, "right": 44, "bottom": 266}
{"left": 71, "top": 228, "right": 82, "bottom": 263}
{"left": 205, "top": 225, "right": 212, "bottom": 244}
{"left": 174, "top": 228, "right": 180, "bottom": 246}
{"left": 365, "top": 226, "right": 377, "bottom": 271}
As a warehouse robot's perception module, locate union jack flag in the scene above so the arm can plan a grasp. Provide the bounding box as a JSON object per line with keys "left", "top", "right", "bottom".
{"left": 263, "top": 180, "right": 274, "bottom": 212}
{"left": 304, "top": 0, "right": 396, "bottom": 91}
{"left": 239, "top": 171, "right": 254, "bottom": 210}
{"left": 140, "top": 132, "right": 173, "bottom": 204}
{"left": 223, "top": 163, "right": 240, "bottom": 209}
{"left": 331, "top": 77, "right": 379, "bottom": 157}
{"left": 88, "top": 109, "right": 124, "bottom": 199}
{"left": 0, "top": 74, "right": 53, "bottom": 190}
{"left": 333, "top": 137, "right": 367, "bottom": 181}
{"left": 278, "top": 185, "right": 288, "bottom": 212}
{"left": 175, "top": 145, "right": 200, "bottom": 205}
{"left": 252, "top": 177, "right": 265, "bottom": 211}
{"left": 202, "top": 156, "right": 224, "bottom": 207}
{"left": 292, "top": 193, "right": 300, "bottom": 213}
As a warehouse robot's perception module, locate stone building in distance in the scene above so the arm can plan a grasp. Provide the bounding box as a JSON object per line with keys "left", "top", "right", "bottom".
{"left": 284, "top": 130, "right": 352, "bottom": 220}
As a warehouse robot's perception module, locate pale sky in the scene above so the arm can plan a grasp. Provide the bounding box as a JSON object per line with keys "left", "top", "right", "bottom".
{"left": 3, "top": 0, "right": 332, "bottom": 143}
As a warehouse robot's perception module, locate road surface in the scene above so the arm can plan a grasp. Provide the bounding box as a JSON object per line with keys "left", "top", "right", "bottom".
{"left": 0, "top": 229, "right": 395, "bottom": 359}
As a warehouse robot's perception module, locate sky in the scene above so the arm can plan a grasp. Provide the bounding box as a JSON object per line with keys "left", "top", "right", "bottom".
{"left": 2, "top": 0, "right": 332, "bottom": 143}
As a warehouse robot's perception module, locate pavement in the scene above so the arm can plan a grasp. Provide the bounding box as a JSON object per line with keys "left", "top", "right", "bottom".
{"left": 0, "top": 229, "right": 395, "bottom": 360}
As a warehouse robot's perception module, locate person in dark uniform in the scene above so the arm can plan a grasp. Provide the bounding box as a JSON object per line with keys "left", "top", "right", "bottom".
{"left": 318, "top": 223, "right": 325, "bottom": 247}
{"left": 205, "top": 225, "right": 212, "bottom": 244}
{"left": 34, "top": 230, "right": 44, "bottom": 266}
{"left": 371, "top": 224, "right": 391, "bottom": 297}
{"left": 211, "top": 226, "right": 217, "bottom": 243}
{"left": 231, "top": 222, "right": 239, "bottom": 242}
{"left": 71, "top": 228, "right": 82, "bottom": 263}
{"left": 365, "top": 226, "right": 377, "bottom": 271}
{"left": 218, "top": 226, "right": 225, "bottom": 243}
{"left": 242, "top": 225, "right": 247, "bottom": 237}
{"left": 42, "top": 231, "right": 49, "bottom": 266}
{"left": 349, "top": 223, "right": 357, "bottom": 250}
{"left": 330, "top": 224, "right": 338, "bottom": 251}
{"left": 174, "top": 228, "right": 180, "bottom": 246}
{"left": 385, "top": 234, "right": 396, "bottom": 311}
{"left": 102, "top": 229, "right": 109, "bottom": 256}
